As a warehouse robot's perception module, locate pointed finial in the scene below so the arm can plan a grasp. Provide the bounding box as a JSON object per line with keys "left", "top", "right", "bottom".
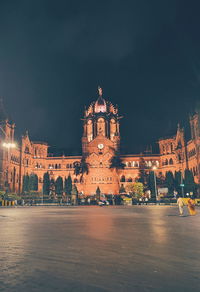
{"left": 98, "top": 86, "right": 103, "bottom": 97}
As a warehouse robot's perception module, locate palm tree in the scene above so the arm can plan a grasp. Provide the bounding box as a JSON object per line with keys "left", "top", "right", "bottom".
{"left": 74, "top": 157, "right": 89, "bottom": 182}
{"left": 109, "top": 150, "right": 125, "bottom": 194}
{"left": 109, "top": 151, "right": 125, "bottom": 170}
{"left": 74, "top": 161, "right": 81, "bottom": 176}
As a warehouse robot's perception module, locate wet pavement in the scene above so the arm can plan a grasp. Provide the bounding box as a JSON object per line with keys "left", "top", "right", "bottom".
{"left": 0, "top": 205, "right": 200, "bottom": 292}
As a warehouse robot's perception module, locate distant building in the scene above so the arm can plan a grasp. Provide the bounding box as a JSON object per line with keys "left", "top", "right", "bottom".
{"left": 0, "top": 88, "right": 199, "bottom": 195}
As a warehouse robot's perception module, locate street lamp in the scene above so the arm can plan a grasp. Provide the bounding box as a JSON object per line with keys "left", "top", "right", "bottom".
{"left": 2, "top": 142, "right": 16, "bottom": 149}
{"left": 152, "top": 166, "right": 158, "bottom": 202}
{"left": 0, "top": 125, "right": 16, "bottom": 192}
{"left": 180, "top": 170, "right": 184, "bottom": 198}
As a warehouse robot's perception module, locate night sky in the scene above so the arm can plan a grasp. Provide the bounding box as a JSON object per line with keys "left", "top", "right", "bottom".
{"left": 0, "top": 0, "right": 200, "bottom": 155}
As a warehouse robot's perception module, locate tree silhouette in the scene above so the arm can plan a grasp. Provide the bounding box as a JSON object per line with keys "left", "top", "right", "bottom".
{"left": 109, "top": 150, "right": 125, "bottom": 170}
{"left": 165, "top": 171, "right": 174, "bottom": 195}
{"left": 43, "top": 172, "right": 50, "bottom": 196}
{"left": 74, "top": 157, "right": 89, "bottom": 182}
{"left": 55, "top": 176, "right": 63, "bottom": 198}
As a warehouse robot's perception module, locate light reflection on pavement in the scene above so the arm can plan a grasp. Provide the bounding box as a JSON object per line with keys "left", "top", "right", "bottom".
{"left": 0, "top": 206, "right": 200, "bottom": 292}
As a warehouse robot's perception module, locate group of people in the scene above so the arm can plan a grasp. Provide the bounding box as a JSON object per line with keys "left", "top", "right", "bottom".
{"left": 177, "top": 195, "right": 197, "bottom": 216}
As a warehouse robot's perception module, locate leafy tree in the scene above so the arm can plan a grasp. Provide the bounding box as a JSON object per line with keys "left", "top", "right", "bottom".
{"left": 22, "top": 174, "right": 29, "bottom": 193}
{"left": 133, "top": 182, "right": 144, "bottom": 198}
{"left": 138, "top": 157, "right": 148, "bottom": 185}
{"left": 49, "top": 178, "right": 55, "bottom": 199}
{"left": 165, "top": 171, "right": 174, "bottom": 195}
{"left": 184, "top": 169, "right": 196, "bottom": 194}
{"left": 55, "top": 176, "right": 63, "bottom": 198}
{"left": 125, "top": 183, "right": 134, "bottom": 194}
{"left": 28, "top": 174, "right": 34, "bottom": 191}
{"left": 156, "top": 172, "right": 165, "bottom": 187}
{"left": 96, "top": 186, "right": 101, "bottom": 200}
{"left": 147, "top": 171, "right": 156, "bottom": 198}
{"left": 71, "top": 184, "right": 78, "bottom": 205}
{"left": 33, "top": 174, "right": 38, "bottom": 191}
{"left": 174, "top": 171, "right": 182, "bottom": 194}
{"left": 65, "top": 174, "right": 72, "bottom": 195}
{"left": 43, "top": 172, "right": 50, "bottom": 196}
{"left": 119, "top": 184, "right": 126, "bottom": 194}
{"left": 29, "top": 173, "right": 38, "bottom": 191}
{"left": 126, "top": 182, "right": 144, "bottom": 198}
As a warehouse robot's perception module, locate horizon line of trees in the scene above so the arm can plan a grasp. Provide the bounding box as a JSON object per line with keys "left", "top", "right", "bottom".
{"left": 136, "top": 157, "right": 198, "bottom": 196}
{"left": 42, "top": 172, "right": 78, "bottom": 200}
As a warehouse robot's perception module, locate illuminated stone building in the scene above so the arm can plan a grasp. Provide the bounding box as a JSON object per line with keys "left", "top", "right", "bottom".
{"left": 0, "top": 89, "right": 199, "bottom": 195}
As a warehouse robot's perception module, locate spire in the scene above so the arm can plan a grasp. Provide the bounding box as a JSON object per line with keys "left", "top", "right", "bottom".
{"left": 95, "top": 87, "right": 107, "bottom": 113}
{"left": 98, "top": 86, "right": 103, "bottom": 97}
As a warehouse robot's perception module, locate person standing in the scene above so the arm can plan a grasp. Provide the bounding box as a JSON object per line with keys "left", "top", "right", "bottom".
{"left": 187, "top": 196, "right": 196, "bottom": 216}
{"left": 177, "top": 196, "right": 184, "bottom": 216}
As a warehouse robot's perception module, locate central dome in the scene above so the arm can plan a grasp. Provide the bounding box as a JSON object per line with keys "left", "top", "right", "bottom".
{"left": 94, "top": 96, "right": 107, "bottom": 113}
{"left": 94, "top": 86, "right": 107, "bottom": 113}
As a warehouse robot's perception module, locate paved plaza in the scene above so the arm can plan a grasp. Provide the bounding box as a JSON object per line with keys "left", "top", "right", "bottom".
{"left": 0, "top": 206, "right": 200, "bottom": 292}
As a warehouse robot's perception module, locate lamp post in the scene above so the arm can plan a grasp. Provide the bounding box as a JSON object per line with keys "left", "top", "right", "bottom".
{"left": 0, "top": 124, "right": 16, "bottom": 192}
{"left": 2, "top": 142, "right": 16, "bottom": 192}
{"left": 180, "top": 170, "right": 184, "bottom": 198}
{"left": 152, "top": 166, "right": 158, "bottom": 202}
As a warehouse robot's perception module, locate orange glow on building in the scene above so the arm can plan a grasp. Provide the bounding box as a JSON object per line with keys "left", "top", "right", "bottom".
{"left": 0, "top": 89, "right": 199, "bottom": 195}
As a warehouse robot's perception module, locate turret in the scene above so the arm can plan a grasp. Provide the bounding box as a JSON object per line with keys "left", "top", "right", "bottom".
{"left": 82, "top": 87, "right": 121, "bottom": 155}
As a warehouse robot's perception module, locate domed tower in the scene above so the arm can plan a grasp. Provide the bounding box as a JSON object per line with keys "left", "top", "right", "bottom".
{"left": 82, "top": 86, "right": 121, "bottom": 155}
{"left": 81, "top": 87, "right": 122, "bottom": 196}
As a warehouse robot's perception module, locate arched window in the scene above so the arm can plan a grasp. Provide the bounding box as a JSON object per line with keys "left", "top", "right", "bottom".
{"left": 97, "top": 118, "right": 105, "bottom": 136}
{"left": 165, "top": 159, "right": 168, "bottom": 165}
{"left": 55, "top": 164, "right": 58, "bottom": 169}
{"left": 120, "top": 175, "right": 125, "bottom": 182}
{"left": 127, "top": 177, "right": 132, "bottom": 182}
{"left": 162, "top": 145, "right": 165, "bottom": 153}
{"left": 169, "top": 158, "right": 173, "bottom": 165}
{"left": 110, "top": 118, "right": 117, "bottom": 140}
{"left": 87, "top": 119, "right": 93, "bottom": 142}
{"left": 128, "top": 162, "right": 132, "bottom": 168}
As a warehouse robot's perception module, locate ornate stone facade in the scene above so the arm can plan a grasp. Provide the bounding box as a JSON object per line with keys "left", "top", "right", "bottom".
{"left": 0, "top": 89, "right": 199, "bottom": 195}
